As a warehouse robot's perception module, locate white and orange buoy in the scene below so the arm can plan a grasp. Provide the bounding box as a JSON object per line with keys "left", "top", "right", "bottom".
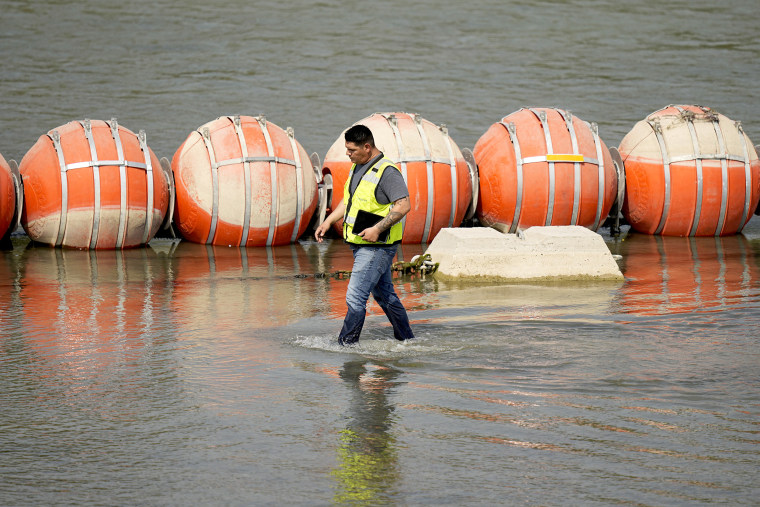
{"left": 618, "top": 105, "right": 760, "bottom": 236}
{"left": 473, "top": 107, "right": 618, "bottom": 233}
{"left": 172, "top": 115, "right": 320, "bottom": 246}
{"left": 320, "top": 112, "right": 476, "bottom": 244}
{"left": 19, "top": 119, "right": 171, "bottom": 249}
{"left": 0, "top": 151, "right": 21, "bottom": 241}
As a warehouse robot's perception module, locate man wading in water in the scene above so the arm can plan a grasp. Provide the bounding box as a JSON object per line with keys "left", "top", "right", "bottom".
{"left": 315, "top": 125, "right": 414, "bottom": 346}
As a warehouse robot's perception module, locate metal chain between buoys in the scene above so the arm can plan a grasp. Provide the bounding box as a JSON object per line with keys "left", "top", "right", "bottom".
{"left": 391, "top": 253, "right": 439, "bottom": 277}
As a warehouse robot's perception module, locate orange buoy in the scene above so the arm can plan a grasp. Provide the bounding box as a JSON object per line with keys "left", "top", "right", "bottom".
{"left": 19, "top": 119, "right": 171, "bottom": 249}
{"left": 320, "top": 112, "right": 476, "bottom": 244}
{"left": 0, "top": 151, "right": 21, "bottom": 241}
{"left": 473, "top": 107, "right": 618, "bottom": 233}
{"left": 172, "top": 115, "right": 320, "bottom": 246}
{"left": 619, "top": 105, "right": 760, "bottom": 236}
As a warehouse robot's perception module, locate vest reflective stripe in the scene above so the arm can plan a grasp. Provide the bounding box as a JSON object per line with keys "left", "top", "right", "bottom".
{"left": 343, "top": 157, "right": 404, "bottom": 245}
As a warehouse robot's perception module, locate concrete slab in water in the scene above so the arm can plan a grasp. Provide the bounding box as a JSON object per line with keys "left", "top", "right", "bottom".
{"left": 424, "top": 226, "right": 623, "bottom": 282}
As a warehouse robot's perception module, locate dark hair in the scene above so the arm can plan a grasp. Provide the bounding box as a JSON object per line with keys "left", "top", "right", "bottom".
{"left": 344, "top": 124, "right": 375, "bottom": 147}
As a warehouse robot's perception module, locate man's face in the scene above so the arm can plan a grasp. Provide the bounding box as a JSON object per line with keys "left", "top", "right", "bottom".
{"left": 345, "top": 141, "right": 372, "bottom": 165}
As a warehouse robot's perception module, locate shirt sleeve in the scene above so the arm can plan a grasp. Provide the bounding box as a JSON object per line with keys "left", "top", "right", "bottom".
{"left": 376, "top": 166, "right": 409, "bottom": 205}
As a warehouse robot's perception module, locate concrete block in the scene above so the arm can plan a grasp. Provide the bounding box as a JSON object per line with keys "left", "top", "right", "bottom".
{"left": 424, "top": 226, "right": 623, "bottom": 282}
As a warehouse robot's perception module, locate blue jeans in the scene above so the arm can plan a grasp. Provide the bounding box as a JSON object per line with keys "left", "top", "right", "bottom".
{"left": 338, "top": 245, "right": 414, "bottom": 345}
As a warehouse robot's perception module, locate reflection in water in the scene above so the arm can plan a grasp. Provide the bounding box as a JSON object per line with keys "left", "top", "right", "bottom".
{"left": 618, "top": 233, "right": 760, "bottom": 315}
{"left": 332, "top": 360, "right": 401, "bottom": 505}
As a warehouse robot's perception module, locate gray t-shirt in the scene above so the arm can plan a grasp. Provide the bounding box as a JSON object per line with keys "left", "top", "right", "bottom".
{"left": 348, "top": 153, "right": 409, "bottom": 204}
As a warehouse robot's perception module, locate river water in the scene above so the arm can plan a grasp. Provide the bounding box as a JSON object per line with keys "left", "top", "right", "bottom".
{"left": 2, "top": 0, "right": 760, "bottom": 505}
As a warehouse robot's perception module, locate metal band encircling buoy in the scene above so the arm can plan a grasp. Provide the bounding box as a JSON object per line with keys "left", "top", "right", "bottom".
{"left": 712, "top": 118, "right": 729, "bottom": 236}
{"left": 257, "top": 116, "right": 279, "bottom": 247}
{"left": 649, "top": 119, "right": 671, "bottom": 235}
{"left": 108, "top": 119, "right": 129, "bottom": 249}
{"left": 499, "top": 121, "right": 524, "bottom": 234}
{"left": 230, "top": 115, "right": 252, "bottom": 245}
{"left": 557, "top": 110, "right": 582, "bottom": 224}
{"left": 737, "top": 124, "right": 752, "bottom": 232}
{"left": 528, "top": 108, "right": 556, "bottom": 226}
{"left": 138, "top": 129, "right": 154, "bottom": 245}
{"left": 591, "top": 122, "right": 606, "bottom": 230}
{"left": 413, "top": 114, "right": 435, "bottom": 243}
{"left": 679, "top": 109, "right": 705, "bottom": 236}
{"left": 80, "top": 120, "right": 102, "bottom": 249}
{"left": 439, "top": 124, "right": 458, "bottom": 228}
{"left": 200, "top": 127, "right": 220, "bottom": 244}
{"left": 49, "top": 130, "right": 69, "bottom": 246}
{"left": 287, "top": 126, "right": 304, "bottom": 243}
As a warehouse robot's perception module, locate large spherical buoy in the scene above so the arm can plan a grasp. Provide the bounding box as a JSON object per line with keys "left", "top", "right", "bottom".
{"left": 619, "top": 105, "right": 760, "bottom": 236}
{"left": 172, "top": 115, "right": 320, "bottom": 246}
{"left": 19, "top": 119, "right": 171, "bottom": 249}
{"left": 473, "top": 107, "right": 618, "bottom": 233}
{"left": 321, "top": 112, "right": 476, "bottom": 244}
{"left": 0, "top": 151, "right": 20, "bottom": 241}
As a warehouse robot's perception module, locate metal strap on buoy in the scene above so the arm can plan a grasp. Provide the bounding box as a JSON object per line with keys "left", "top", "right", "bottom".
{"left": 649, "top": 118, "right": 672, "bottom": 235}
{"left": 557, "top": 110, "right": 582, "bottom": 225}
{"left": 678, "top": 109, "right": 706, "bottom": 236}
{"left": 229, "top": 115, "right": 252, "bottom": 245}
{"left": 49, "top": 130, "right": 69, "bottom": 246}
{"left": 108, "top": 119, "right": 129, "bottom": 248}
{"left": 712, "top": 118, "right": 730, "bottom": 236}
{"left": 199, "top": 126, "right": 220, "bottom": 244}
{"left": 80, "top": 120, "right": 102, "bottom": 249}
{"left": 137, "top": 130, "right": 154, "bottom": 245}
{"left": 590, "top": 122, "right": 606, "bottom": 231}
{"left": 736, "top": 124, "right": 752, "bottom": 231}
{"left": 286, "top": 126, "right": 304, "bottom": 243}
{"left": 257, "top": 116, "right": 279, "bottom": 246}
{"left": 412, "top": 114, "right": 435, "bottom": 243}
{"left": 498, "top": 121, "right": 523, "bottom": 234}
{"left": 439, "top": 124, "right": 458, "bottom": 228}
{"left": 528, "top": 108, "right": 556, "bottom": 226}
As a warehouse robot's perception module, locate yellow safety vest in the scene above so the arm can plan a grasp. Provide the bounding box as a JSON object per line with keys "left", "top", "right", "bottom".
{"left": 343, "top": 157, "right": 404, "bottom": 245}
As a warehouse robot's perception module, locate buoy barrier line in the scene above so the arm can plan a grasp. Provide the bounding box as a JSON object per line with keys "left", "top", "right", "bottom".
{"left": 591, "top": 122, "right": 606, "bottom": 230}
{"left": 499, "top": 121, "right": 524, "bottom": 234}
{"left": 287, "top": 126, "right": 305, "bottom": 244}
{"left": 380, "top": 113, "right": 407, "bottom": 230}
{"left": 413, "top": 114, "right": 435, "bottom": 243}
{"left": 258, "top": 116, "right": 279, "bottom": 247}
{"left": 229, "top": 115, "right": 252, "bottom": 245}
{"left": 439, "top": 124, "right": 459, "bottom": 228}
{"left": 528, "top": 108, "right": 556, "bottom": 226}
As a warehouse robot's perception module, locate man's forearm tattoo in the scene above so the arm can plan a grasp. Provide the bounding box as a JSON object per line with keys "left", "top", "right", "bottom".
{"left": 376, "top": 197, "right": 409, "bottom": 231}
